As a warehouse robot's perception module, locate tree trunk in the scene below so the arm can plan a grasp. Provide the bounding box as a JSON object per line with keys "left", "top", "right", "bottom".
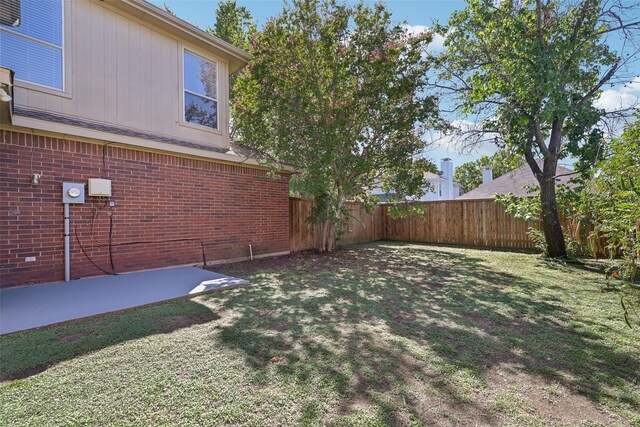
{"left": 316, "top": 194, "right": 344, "bottom": 253}
{"left": 538, "top": 157, "right": 567, "bottom": 258}
{"left": 318, "top": 218, "right": 337, "bottom": 252}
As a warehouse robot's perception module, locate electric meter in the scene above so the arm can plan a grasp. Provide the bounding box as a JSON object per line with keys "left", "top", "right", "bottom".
{"left": 62, "top": 183, "right": 86, "bottom": 204}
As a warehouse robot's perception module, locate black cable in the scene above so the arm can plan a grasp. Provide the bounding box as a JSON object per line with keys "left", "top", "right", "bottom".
{"left": 108, "top": 209, "right": 115, "bottom": 271}
{"left": 102, "top": 143, "right": 110, "bottom": 179}
{"left": 112, "top": 237, "right": 204, "bottom": 247}
{"left": 75, "top": 225, "right": 118, "bottom": 276}
{"left": 109, "top": 237, "right": 208, "bottom": 266}
{"left": 80, "top": 201, "right": 208, "bottom": 271}
{"left": 201, "top": 241, "right": 207, "bottom": 266}
{"left": 30, "top": 136, "right": 35, "bottom": 175}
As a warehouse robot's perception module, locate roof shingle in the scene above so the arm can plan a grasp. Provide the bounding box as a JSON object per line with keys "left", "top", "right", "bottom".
{"left": 456, "top": 162, "right": 576, "bottom": 200}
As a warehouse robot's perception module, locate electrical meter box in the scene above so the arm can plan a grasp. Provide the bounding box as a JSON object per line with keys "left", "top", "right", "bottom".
{"left": 62, "top": 182, "right": 85, "bottom": 204}
{"left": 88, "top": 178, "right": 112, "bottom": 197}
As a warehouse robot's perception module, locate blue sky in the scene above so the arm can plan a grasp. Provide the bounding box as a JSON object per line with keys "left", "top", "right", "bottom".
{"left": 152, "top": 0, "right": 639, "bottom": 169}
{"left": 154, "top": 0, "right": 466, "bottom": 28}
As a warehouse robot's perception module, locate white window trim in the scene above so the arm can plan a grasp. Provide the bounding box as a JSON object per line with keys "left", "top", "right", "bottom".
{"left": 0, "top": 0, "right": 66, "bottom": 92}
{"left": 181, "top": 47, "right": 219, "bottom": 132}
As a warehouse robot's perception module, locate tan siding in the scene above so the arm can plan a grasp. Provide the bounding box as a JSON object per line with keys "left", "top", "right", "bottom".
{"left": 219, "top": 61, "right": 230, "bottom": 142}
{"left": 90, "top": 4, "right": 105, "bottom": 122}
{"left": 115, "top": 12, "right": 130, "bottom": 128}
{"left": 44, "top": 91, "right": 62, "bottom": 114}
{"left": 102, "top": 7, "right": 118, "bottom": 125}
{"left": 25, "top": 89, "right": 47, "bottom": 112}
{"left": 75, "top": 0, "right": 93, "bottom": 121}
{"left": 11, "top": 0, "right": 230, "bottom": 150}
{"left": 128, "top": 19, "right": 142, "bottom": 129}
{"left": 139, "top": 26, "right": 152, "bottom": 128}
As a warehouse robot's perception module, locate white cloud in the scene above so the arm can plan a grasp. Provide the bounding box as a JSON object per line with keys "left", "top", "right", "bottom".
{"left": 592, "top": 74, "right": 640, "bottom": 112}
{"left": 594, "top": 88, "right": 639, "bottom": 112}
{"left": 621, "top": 76, "right": 640, "bottom": 93}
{"left": 402, "top": 24, "right": 446, "bottom": 51}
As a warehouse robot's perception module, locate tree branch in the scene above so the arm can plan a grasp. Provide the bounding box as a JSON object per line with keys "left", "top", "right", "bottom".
{"left": 595, "top": 20, "right": 640, "bottom": 36}
{"left": 575, "top": 62, "right": 620, "bottom": 109}
{"left": 531, "top": 120, "right": 550, "bottom": 155}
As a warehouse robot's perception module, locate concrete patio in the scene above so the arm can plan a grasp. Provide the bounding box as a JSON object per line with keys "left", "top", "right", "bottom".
{"left": 0, "top": 266, "right": 247, "bottom": 335}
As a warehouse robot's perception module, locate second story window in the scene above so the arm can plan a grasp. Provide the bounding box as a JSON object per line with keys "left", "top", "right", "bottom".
{"left": 0, "top": 0, "right": 64, "bottom": 90}
{"left": 183, "top": 49, "right": 217, "bottom": 130}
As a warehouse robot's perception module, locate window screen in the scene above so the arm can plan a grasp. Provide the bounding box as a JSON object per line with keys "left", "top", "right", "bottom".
{"left": 0, "top": 0, "right": 64, "bottom": 90}
{"left": 183, "top": 50, "right": 217, "bottom": 130}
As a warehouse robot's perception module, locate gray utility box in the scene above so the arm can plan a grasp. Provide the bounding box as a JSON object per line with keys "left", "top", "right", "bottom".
{"left": 62, "top": 182, "right": 86, "bottom": 204}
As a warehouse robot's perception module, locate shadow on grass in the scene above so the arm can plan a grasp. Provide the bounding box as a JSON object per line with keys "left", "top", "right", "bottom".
{"left": 0, "top": 299, "right": 217, "bottom": 382}
{"left": 211, "top": 242, "right": 639, "bottom": 424}
{"left": 1, "top": 242, "right": 636, "bottom": 424}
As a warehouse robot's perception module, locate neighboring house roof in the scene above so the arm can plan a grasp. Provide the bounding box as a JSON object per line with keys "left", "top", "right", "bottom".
{"left": 424, "top": 171, "right": 462, "bottom": 188}
{"left": 457, "top": 162, "right": 576, "bottom": 200}
{"left": 424, "top": 171, "right": 444, "bottom": 181}
{"left": 374, "top": 193, "right": 393, "bottom": 203}
{"left": 112, "top": 0, "right": 251, "bottom": 74}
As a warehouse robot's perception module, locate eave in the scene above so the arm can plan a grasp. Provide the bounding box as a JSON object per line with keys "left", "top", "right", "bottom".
{"left": 106, "top": 0, "right": 251, "bottom": 74}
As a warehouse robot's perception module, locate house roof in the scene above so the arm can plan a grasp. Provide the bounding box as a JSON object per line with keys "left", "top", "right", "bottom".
{"left": 424, "top": 171, "right": 462, "bottom": 187}
{"left": 111, "top": 0, "right": 251, "bottom": 74}
{"left": 456, "top": 162, "right": 576, "bottom": 200}
{"left": 14, "top": 106, "right": 295, "bottom": 172}
{"left": 424, "top": 171, "right": 444, "bottom": 180}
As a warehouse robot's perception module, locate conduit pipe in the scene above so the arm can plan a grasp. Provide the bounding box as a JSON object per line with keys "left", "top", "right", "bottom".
{"left": 64, "top": 203, "right": 70, "bottom": 281}
{"left": 62, "top": 182, "right": 85, "bottom": 282}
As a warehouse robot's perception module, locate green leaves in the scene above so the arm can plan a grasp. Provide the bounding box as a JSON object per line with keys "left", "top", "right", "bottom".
{"left": 436, "top": 0, "right": 621, "bottom": 158}
{"left": 583, "top": 117, "right": 640, "bottom": 326}
{"left": 436, "top": 0, "right": 636, "bottom": 258}
{"left": 207, "top": 1, "right": 257, "bottom": 105}
{"left": 207, "top": 1, "right": 256, "bottom": 52}
{"left": 233, "top": 0, "right": 440, "bottom": 248}
{"left": 588, "top": 117, "right": 640, "bottom": 283}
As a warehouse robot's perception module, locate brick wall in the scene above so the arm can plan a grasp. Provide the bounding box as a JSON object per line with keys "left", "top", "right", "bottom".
{"left": 1, "top": 130, "right": 290, "bottom": 288}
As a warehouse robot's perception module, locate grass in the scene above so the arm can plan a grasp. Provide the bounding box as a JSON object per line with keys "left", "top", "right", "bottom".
{"left": 1, "top": 242, "right": 639, "bottom": 426}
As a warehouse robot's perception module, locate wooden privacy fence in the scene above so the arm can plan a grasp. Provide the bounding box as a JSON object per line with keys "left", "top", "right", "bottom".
{"left": 380, "top": 200, "right": 540, "bottom": 249}
{"left": 289, "top": 198, "right": 382, "bottom": 252}
{"left": 289, "top": 198, "right": 572, "bottom": 251}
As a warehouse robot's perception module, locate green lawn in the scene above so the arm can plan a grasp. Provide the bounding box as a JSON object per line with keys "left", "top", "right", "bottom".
{"left": 1, "top": 242, "right": 639, "bottom": 426}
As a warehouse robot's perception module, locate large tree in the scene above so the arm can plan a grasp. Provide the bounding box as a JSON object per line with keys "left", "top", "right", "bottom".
{"left": 207, "top": 1, "right": 257, "bottom": 105}
{"left": 234, "top": 0, "right": 440, "bottom": 252}
{"left": 207, "top": 1, "right": 256, "bottom": 52}
{"left": 434, "top": 0, "right": 639, "bottom": 257}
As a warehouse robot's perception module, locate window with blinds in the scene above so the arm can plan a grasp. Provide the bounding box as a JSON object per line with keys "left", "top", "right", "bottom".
{"left": 0, "top": 0, "right": 64, "bottom": 90}
{"left": 183, "top": 49, "right": 218, "bottom": 130}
